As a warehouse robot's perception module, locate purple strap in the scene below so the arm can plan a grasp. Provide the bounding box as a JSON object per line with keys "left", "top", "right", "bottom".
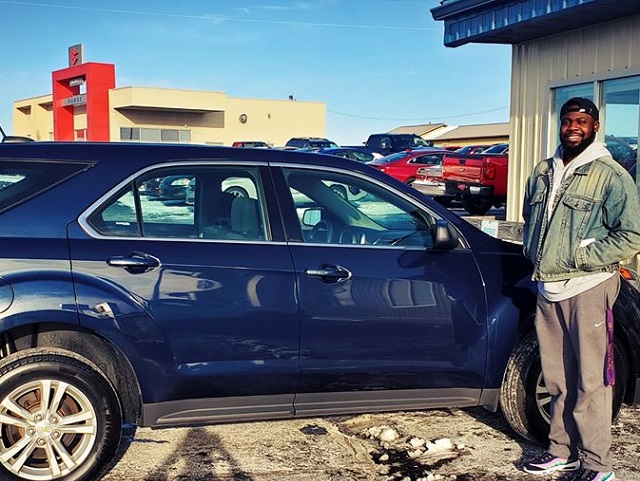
{"left": 606, "top": 307, "right": 615, "bottom": 386}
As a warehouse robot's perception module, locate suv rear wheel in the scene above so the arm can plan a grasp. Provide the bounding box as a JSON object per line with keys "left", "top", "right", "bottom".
{"left": 0, "top": 349, "right": 124, "bottom": 481}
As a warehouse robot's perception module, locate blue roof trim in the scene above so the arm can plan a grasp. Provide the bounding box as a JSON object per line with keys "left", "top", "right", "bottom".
{"left": 431, "top": 0, "right": 640, "bottom": 47}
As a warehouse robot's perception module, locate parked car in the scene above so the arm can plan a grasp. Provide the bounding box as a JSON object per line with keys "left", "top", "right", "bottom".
{"left": 316, "top": 146, "right": 379, "bottom": 162}
{"left": 231, "top": 141, "right": 271, "bottom": 148}
{"left": 441, "top": 146, "right": 509, "bottom": 215}
{"left": 480, "top": 142, "right": 509, "bottom": 155}
{"left": 367, "top": 147, "right": 451, "bottom": 184}
{"left": 285, "top": 137, "right": 338, "bottom": 150}
{"left": 139, "top": 176, "right": 163, "bottom": 197}
{"left": 1, "top": 140, "right": 640, "bottom": 481}
{"left": 364, "top": 133, "right": 433, "bottom": 157}
{"left": 186, "top": 176, "right": 257, "bottom": 205}
{"left": 157, "top": 174, "right": 193, "bottom": 201}
{"left": 605, "top": 134, "right": 637, "bottom": 172}
{"left": 455, "top": 144, "right": 491, "bottom": 155}
{"left": 411, "top": 163, "right": 456, "bottom": 206}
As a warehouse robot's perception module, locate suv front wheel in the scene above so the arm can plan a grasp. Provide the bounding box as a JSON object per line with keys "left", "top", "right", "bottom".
{"left": 500, "top": 331, "right": 628, "bottom": 445}
{"left": 0, "top": 349, "right": 124, "bottom": 481}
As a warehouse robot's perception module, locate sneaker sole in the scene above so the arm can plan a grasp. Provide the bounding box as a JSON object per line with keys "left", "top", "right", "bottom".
{"left": 523, "top": 460, "right": 581, "bottom": 475}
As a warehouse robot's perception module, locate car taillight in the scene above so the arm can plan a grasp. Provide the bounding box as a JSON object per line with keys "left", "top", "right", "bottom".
{"left": 484, "top": 164, "right": 496, "bottom": 180}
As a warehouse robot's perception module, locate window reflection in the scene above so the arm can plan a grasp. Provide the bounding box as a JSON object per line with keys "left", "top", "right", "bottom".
{"left": 553, "top": 78, "right": 640, "bottom": 180}
{"left": 552, "top": 83, "right": 594, "bottom": 150}
{"left": 603, "top": 77, "right": 639, "bottom": 179}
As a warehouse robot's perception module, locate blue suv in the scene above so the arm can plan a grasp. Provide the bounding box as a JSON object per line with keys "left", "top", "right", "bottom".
{"left": 0, "top": 140, "right": 639, "bottom": 481}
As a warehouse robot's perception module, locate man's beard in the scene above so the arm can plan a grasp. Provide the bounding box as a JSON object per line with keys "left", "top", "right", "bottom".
{"left": 561, "top": 130, "right": 596, "bottom": 158}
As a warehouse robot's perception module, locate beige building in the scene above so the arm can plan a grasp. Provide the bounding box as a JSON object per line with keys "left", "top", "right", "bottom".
{"left": 432, "top": 1, "right": 640, "bottom": 222}
{"left": 426, "top": 122, "right": 509, "bottom": 149}
{"left": 388, "top": 123, "right": 446, "bottom": 138}
{"left": 387, "top": 122, "right": 509, "bottom": 149}
{"left": 13, "top": 86, "right": 326, "bottom": 147}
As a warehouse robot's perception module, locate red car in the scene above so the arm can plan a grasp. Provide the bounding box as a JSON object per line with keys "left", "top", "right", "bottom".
{"left": 367, "top": 147, "right": 451, "bottom": 184}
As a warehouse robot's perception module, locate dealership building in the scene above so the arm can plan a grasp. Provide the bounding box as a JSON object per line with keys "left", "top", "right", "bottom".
{"left": 12, "top": 45, "right": 327, "bottom": 147}
{"left": 431, "top": 0, "right": 640, "bottom": 222}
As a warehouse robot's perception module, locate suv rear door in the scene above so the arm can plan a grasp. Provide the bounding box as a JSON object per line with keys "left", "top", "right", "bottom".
{"left": 68, "top": 161, "right": 299, "bottom": 423}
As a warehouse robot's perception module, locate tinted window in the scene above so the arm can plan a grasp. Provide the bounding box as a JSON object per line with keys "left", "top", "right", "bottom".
{"left": 0, "top": 159, "right": 91, "bottom": 213}
{"left": 482, "top": 144, "right": 508, "bottom": 154}
{"left": 369, "top": 152, "right": 410, "bottom": 164}
{"left": 351, "top": 151, "right": 374, "bottom": 162}
{"left": 405, "top": 136, "right": 431, "bottom": 148}
{"left": 87, "top": 166, "right": 267, "bottom": 241}
{"left": 411, "top": 154, "right": 444, "bottom": 165}
{"left": 282, "top": 168, "right": 440, "bottom": 248}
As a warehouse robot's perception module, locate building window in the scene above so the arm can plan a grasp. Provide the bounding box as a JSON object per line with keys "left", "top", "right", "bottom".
{"left": 120, "top": 127, "right": 191, "bottom": 143}
{"left": 553, "top": 78, "right": 639, "bottom": 179}
{"left": 552, "top": 83, "right": 594, "bottom": 147}
{"left": 120, "top": 127, "right": 140, "bottom": 140}
{"left": 161, "top": 129, "right": 179, "bottom": 142}
{"left": 602, "top": 77, "right": 639, "bottom": 175}
{"left": 141, "top": 128, "right": 161, "bottom": 142}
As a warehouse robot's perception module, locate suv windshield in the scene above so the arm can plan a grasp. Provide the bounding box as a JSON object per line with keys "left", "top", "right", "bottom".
{"left": 409, "top": 136, "right": 431, "bottom": 148}
{"left": 309, "top": 140, "right": 338, "bottom": 149}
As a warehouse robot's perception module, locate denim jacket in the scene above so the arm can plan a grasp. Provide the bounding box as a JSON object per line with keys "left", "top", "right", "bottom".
{"left": 522, "top": 154, "right": 640, "bottom": 281}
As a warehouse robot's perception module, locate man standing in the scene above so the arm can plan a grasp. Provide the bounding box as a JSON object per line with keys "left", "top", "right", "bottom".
{"left": 521, "top": 97, "right": 640, "bottom": 481}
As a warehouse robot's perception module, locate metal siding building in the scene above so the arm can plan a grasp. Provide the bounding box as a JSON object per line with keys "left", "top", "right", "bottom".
{"left": 509, "top": 15, "right": 640, "bottom": 221}
{"left": 432, "top": 1, "right": 640, "bottom": 222}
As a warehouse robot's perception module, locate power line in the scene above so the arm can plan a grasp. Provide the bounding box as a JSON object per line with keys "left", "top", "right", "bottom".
{"left": 0, "top": 1, "right": 441, "bottom": 31}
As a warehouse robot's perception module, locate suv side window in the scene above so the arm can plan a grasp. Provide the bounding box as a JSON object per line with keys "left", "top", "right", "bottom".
{"left": 87, "top": 166, "right": 267, "bottom": 241}
{"left": 0, "top": 159, "right": 91, "bottom": 213}
{"left": 282, "top": 167, "right": 441, "bottom": 248}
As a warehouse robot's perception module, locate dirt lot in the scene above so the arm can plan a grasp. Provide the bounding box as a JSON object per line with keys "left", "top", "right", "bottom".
{"left": 102, "top": 405, "right": 640, "bottom": 481}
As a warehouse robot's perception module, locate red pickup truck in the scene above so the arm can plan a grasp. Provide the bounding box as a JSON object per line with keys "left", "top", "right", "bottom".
{"left": 441, "top": 143, "right": 509, "bottom": 215}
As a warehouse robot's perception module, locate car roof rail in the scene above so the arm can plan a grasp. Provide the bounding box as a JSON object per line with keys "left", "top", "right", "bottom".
{"left": 0, "top": 124, "right": 35, "bottom": 143}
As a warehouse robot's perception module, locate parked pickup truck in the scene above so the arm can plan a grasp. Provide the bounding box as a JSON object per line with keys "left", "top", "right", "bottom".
{"left": 441, "top": 143, "right": 509, "bottom": 215}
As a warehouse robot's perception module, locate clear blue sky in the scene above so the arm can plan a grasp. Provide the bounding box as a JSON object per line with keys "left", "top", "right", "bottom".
{"left": 0, "top": 0, "right": 512, "bottom": 146}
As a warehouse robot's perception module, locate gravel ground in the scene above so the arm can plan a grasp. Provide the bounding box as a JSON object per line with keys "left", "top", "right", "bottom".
{"left": 102, "top": 405, "right": 640, "bottom": 481}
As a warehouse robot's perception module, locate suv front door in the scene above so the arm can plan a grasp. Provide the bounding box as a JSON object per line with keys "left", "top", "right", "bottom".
{"left": 274, "top": 166, "right": 488, "bottom": 415}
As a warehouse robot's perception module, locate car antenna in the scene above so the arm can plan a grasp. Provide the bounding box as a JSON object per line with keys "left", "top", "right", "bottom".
{"left": 0, "top": 123, "right": 35, "bottom": 143}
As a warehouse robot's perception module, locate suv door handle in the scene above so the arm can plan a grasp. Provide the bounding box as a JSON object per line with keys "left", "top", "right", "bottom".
{"left": 305, "top": 264, "right": 351, "bottom": 283}
{"left": 107, "top": 252, "right": 160, "bottom": 274}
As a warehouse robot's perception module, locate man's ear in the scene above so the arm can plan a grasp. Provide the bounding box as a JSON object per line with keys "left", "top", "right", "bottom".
{"left": 593, "top": 120, "right": 600, "bottom": 132}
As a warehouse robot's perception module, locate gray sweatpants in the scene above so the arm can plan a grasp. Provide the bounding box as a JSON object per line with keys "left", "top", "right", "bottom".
{"left": 535, "top": 273, "right": 620, "bottom": 472}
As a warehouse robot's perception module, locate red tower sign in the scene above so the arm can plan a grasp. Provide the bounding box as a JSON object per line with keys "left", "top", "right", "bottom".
{"left": 52, "top": 46, "right": 115, "bottom": 141}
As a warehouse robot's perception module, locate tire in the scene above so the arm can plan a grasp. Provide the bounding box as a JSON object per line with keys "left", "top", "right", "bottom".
{"left": 435, "top": 197, "right": 453, "bottom": 207}
{"left": 0, "top": 349, "right": 125, "bottom": 481}
{"left": 224, "top": 185, "right": 249, "bottom": 198}
{"left": 461, "top": 195, "right": 492, "bottom": 215}
{"left": 500, "top": 331, "right": 628, "bottom": 445}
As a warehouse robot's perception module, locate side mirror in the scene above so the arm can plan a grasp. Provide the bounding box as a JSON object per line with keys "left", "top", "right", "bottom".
{"left": 431, "top": 219, "right": 459, "bottom": 250}
{"left": 301, "top": 208, "right": 322, "bottom": 227}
